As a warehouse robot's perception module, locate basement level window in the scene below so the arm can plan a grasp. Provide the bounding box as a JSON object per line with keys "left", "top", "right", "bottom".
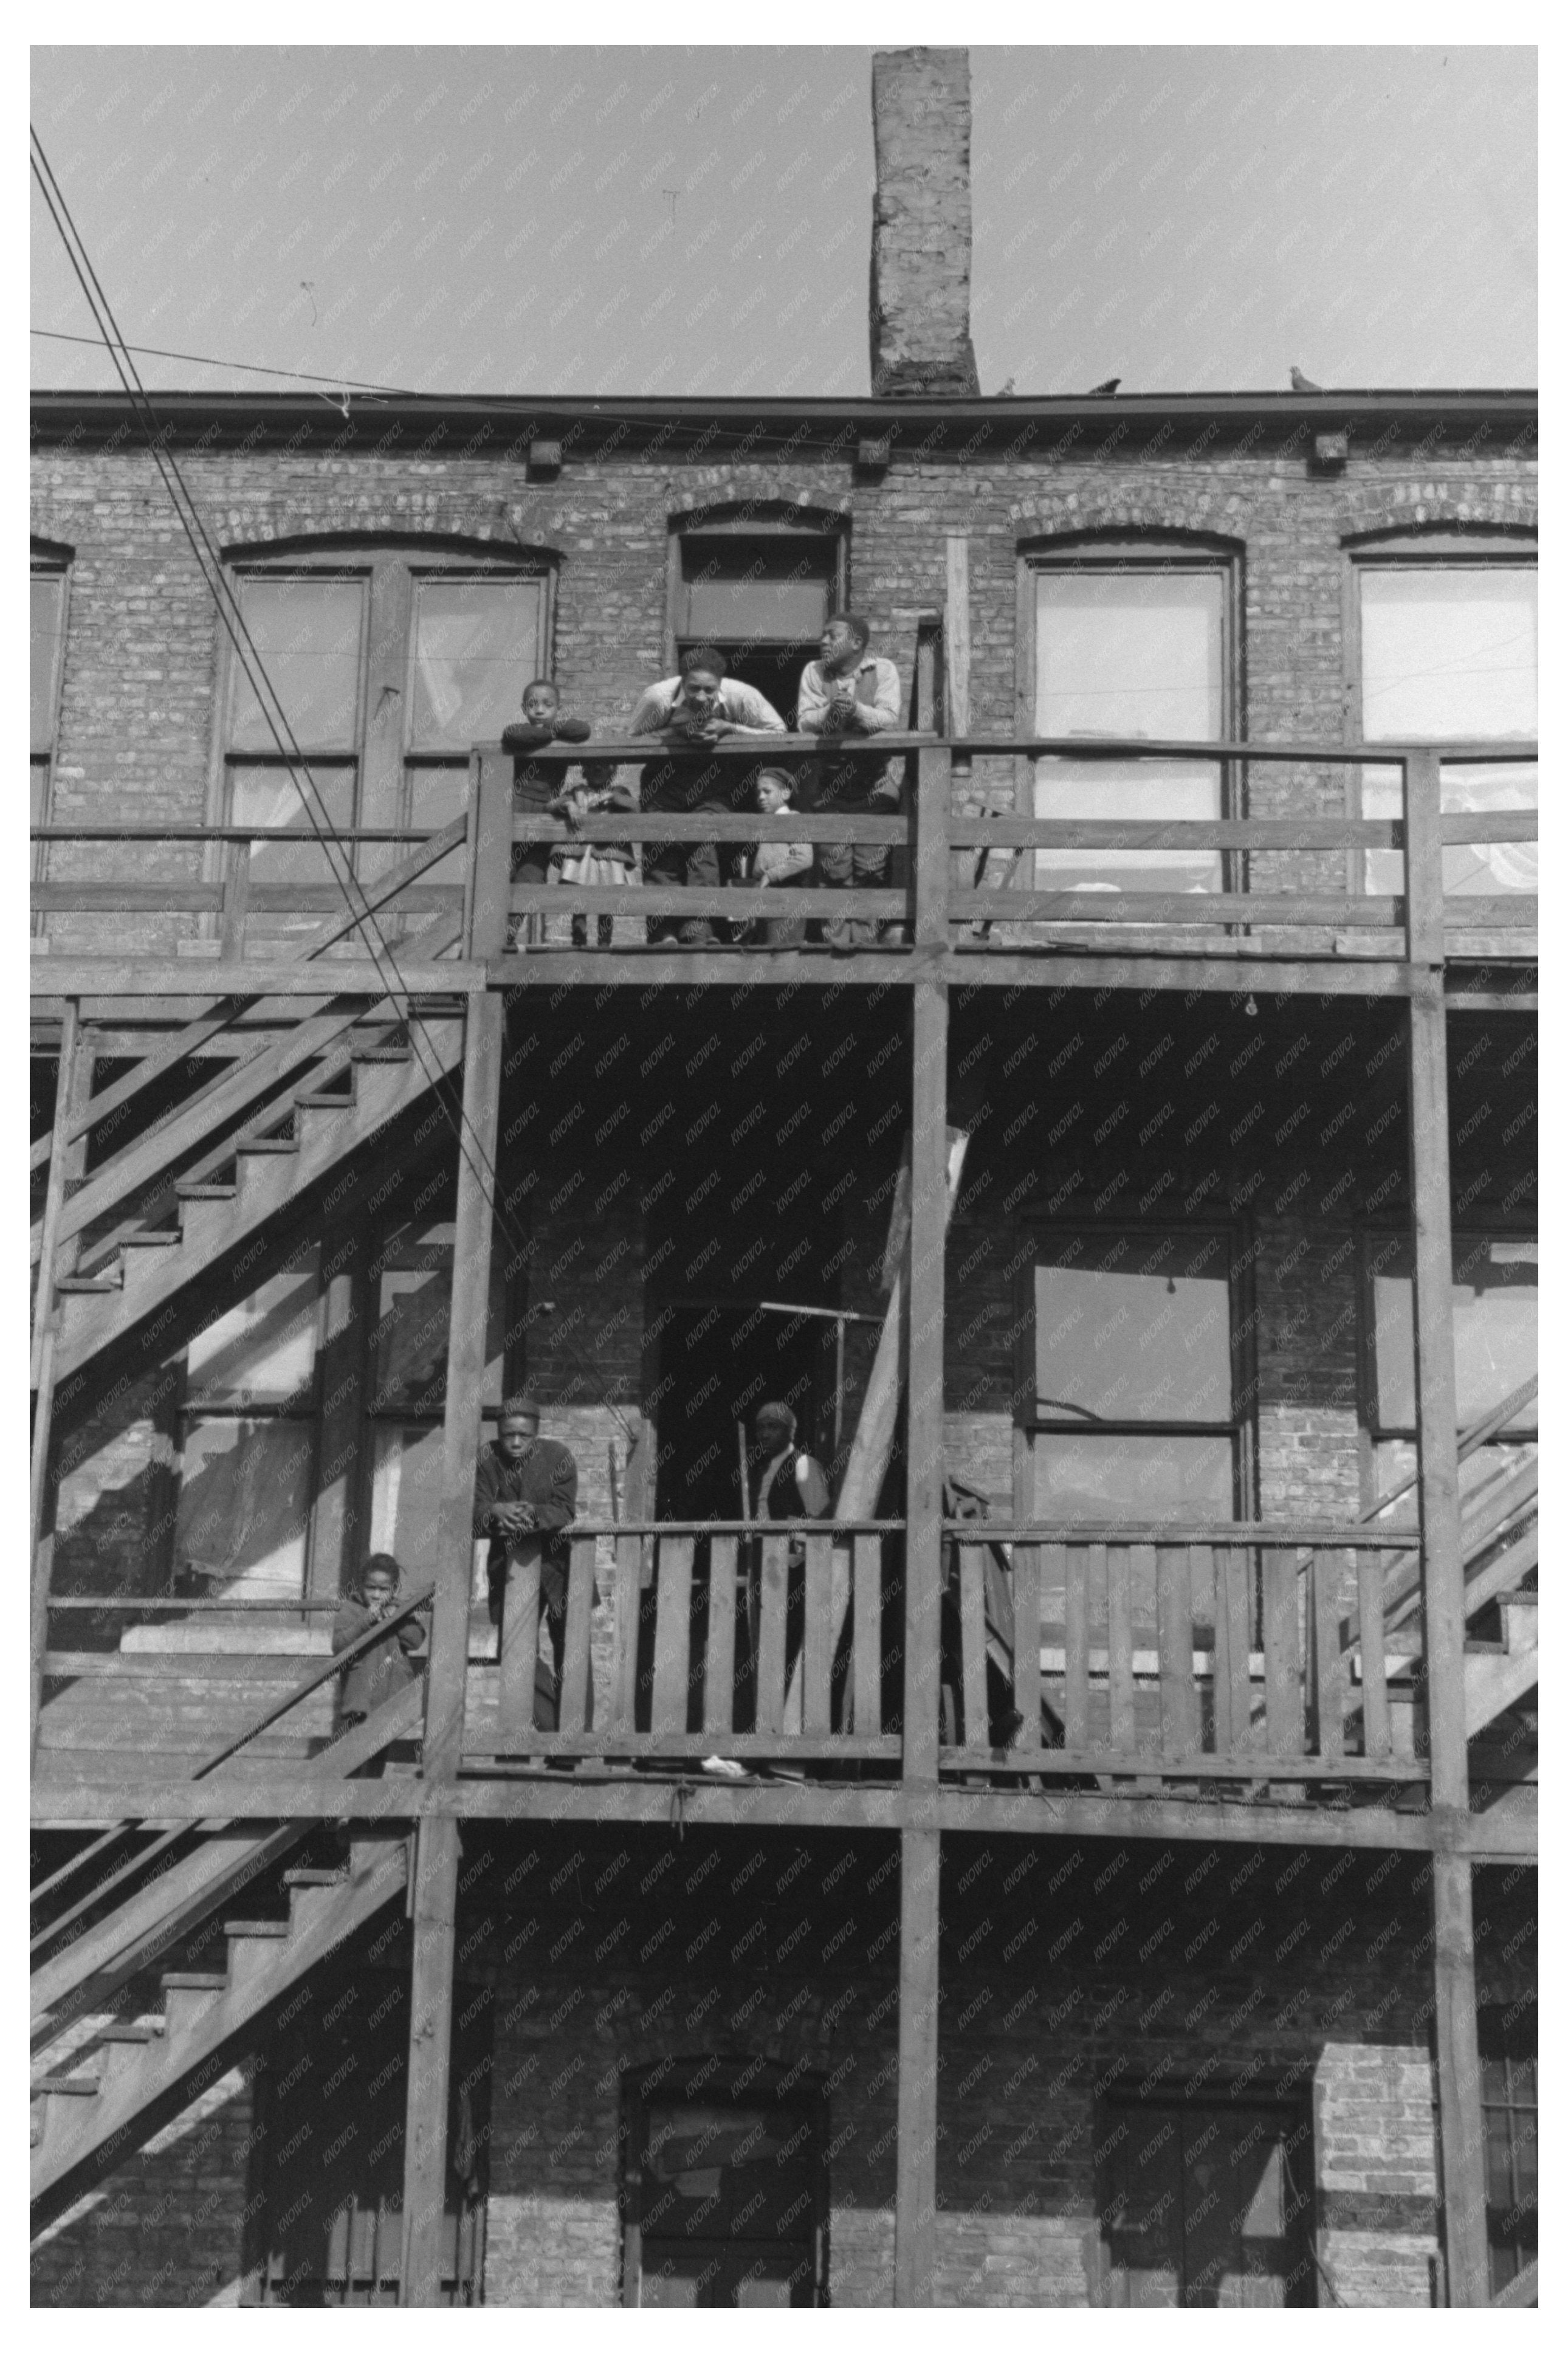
{"left": 1480, "top": 2002, "right": 1538, "bottom": 2298}
{"left": 1352, "top": 543, "right": 1537, "bottom": 898}
{"left": 1025, "top": 548, "right": 1235, "bottom": 898}
{"left": 1097, "top": 2095, "right": 1316, "bottom": 2306}
{"left": 623, "top": 2070, "right": 828, "bottom": 2306}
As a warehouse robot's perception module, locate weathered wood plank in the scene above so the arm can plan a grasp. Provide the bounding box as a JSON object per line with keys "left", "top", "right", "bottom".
{"left": 1313, "top": 1551, "right": 1347, "bottom": 1763}
{"left": 651, "top": 1538, "right": 694, "bottom": 1734}
{"left": 558, "top": 1538, "right": 596, "bottom": 1736}
{"left": 703, "top": 1537, "right": 738, "bottom": 1735}
{"left": 1264, "top": 1549, "right": 1305, "bottom": 1757}
{"left": 1062, "top": 1543, "right": 1089, "bottom": 1752}
{"left": 853, "top": 1535, "right": 881, "bottom": 1737}
{"left": 1157, "top": 1544, "right": 1197, "bottom": 1759}
{"left": 1358, "top": 1551, "right": 1392, "bottom": 1760}
{"left": 614, "top": 1537, "right": 642, "bottom": 1732}
{"left": 1013, "top": 1544, "right": 1043, "bottom": 1754}
{"left": 399, "top": 1814, "right": 459, "bottom": 2304}
{"left": 1107, "top": 1547, "right": 1136, "bottom": 1757}
{"left": 894, "top": 1825, "right": 940, "bottom": 2306}
{"left": 755, "top": 1536, "right": 790, "bottom": 1735}
{"left": 802, "top": 1534, "right": 834, "bottom": 1736}
{"left": 957, "top": 1543, "right": 988, "bottom": 1749}
{"left": 496, "top": 1547, "right": 542, "bottom": 1742}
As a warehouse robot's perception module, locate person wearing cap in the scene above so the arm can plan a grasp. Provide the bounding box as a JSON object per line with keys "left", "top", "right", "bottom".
{"left": 472, "top": 1393, "right": 586, "bottom": 1729}
{"left": 629, "top": 647, "right": 786, "bottom": 945}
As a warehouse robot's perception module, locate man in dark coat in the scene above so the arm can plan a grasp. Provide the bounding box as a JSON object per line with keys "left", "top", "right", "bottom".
{"left": 472, "top": 1393, "right": 586, "bottom": 1729}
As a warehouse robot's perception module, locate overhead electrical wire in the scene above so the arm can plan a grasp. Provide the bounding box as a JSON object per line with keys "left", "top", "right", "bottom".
{"left": 31, "top": 326, "right": 414, "bottom": 396}
{"left": 30, "top": 126, "right": 639, "bottom": 1448}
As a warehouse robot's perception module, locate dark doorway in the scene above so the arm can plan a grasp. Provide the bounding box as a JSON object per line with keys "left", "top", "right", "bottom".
{"left": 1098, "top": 2096, "right": 1315, "bottom": 2306}
{"left": 249, "top": 1944, "right": 491, "bottom": 2306}
{"left": 623, "top": 2065, "right": 828, "bottom": 2307}
{"left": 652, "top": 1298, "right": 831, "bottom": 1523}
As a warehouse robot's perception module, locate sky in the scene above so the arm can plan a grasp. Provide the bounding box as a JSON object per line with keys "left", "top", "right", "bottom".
{"left": 30, "top": 44, "right": 1537, "bottom": 401}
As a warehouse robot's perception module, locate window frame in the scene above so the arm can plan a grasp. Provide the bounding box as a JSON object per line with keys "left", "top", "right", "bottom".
{"left": 664, "top": 508, "right": 848, "bottom": 673}
{"left": 30, "top": 544, "right": 72, "bottom": 868}
{"left": 207, "top": 540, "right": 553, "bottom": 918}
{"left": 1356, "top": 1221, "right": 1538, "bottom": 1514}
{"left": 1016, "top": 534, "right": 1244, "bottom": 900}
{"left": 1343, "top": 528, "right": 1538, "bottom": 898}
{"left": 1093, "top": 2088, "right": 1316, "bottom": 2307}
{"left": 1478, "top": 2002, "right": 1537, "bottom": 2297}
{"left": 1012, "top": 1219, "right": 1257, "bottom": 1527}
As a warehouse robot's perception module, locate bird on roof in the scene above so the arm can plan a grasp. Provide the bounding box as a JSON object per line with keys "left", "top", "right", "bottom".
{"left": 1289, "top": 367, "right": 1323, "bottom": 391}
{"left": 1088, "top": 376, "right": 1121, "bottom": 396}
{"left": 997, "top": 376, "right": 1016, "bottom": 396}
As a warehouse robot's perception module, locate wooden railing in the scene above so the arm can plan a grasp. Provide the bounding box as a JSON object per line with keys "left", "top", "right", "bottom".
{"left": 941, "top": 1524, "right": 1429, "bottom": 1786}
{"left": 462, "top": 1522, "right": 901, "bottom": 1771}
{"left": 30, "top": 737, "right": 1537, "bottom": 965}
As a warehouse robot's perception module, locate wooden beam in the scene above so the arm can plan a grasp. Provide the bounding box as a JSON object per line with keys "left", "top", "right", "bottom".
{"left": 894, "top": 1827, "right": 940, "bottom": 2305}
{"left": 26, "top": 1769, "right": 1539, "bottom": 1855}
{"left": 1405, "top": 751, "right": 1489, "bottom": 2307}
{"left": 399, "top": 1814, "right": 461, "bottom": 2305}
{"left": 31, "top": 1005, "right": 91, "bottom": 1759}
{"left": 32, "top": 957, "right": 482, "bottom": 997}
{"left": 904, "top": 982, "right": 949, "bottom": 1785}
{"left": 943, "top": 540, "right": 971, "bottom": 735}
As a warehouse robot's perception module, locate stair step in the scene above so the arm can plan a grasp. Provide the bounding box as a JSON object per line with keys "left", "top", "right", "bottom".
{"left": 160, "top": 1969, "right": 228, "bottom": 2036}
{"left": 282, "top": 1866, "right": 349, "bottom": 1888}
{"left": 222, "top": 1918, "right": 290, "bottom": 1937}
{"left": 224, "top": 1920, "right": 292, "bottom": 1988}
{"left": 294, "top": 1087, "right": 355, "bottom": 1109}
{"left": 174, "top": 1181, "right": 238, "bottom": 1202}
{"left": 235, "top": 1135, "right": 297, "bottom": 1156}
{"left": 36, "top": 2073, "right": 99, "bottom": 2096}
{"left": 120, "top": 1229, "right": 182, "bottom": 1249}
{"left": 57, "top": 1273, "right": 121, "bottom": 1295}
{"left": 350, "top": 1045, "right": 412, "bottom": 1063}
{"left": 98, "top": 2023, "right": 162, "bottom": 2089}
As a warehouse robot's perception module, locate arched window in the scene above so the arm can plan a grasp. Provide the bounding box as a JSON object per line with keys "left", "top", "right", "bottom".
{"left": 1019, "top": 533, "right": 1241, "bottom": 897}
{"left": 1347, "top": 529, "right": 1536, "bottom": 898}
{"left": 216, "top": 537, "right": 551, "bottom": 937}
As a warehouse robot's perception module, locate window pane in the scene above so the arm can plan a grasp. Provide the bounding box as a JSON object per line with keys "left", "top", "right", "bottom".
{"left": 1034, "top": 1231, "right": 1233, "bottom": 1422}
{"left": 1363, "top": 755, "right": 1538, "bottom": 900}
{"left": 187, "top": 1255, "right": 322, "bottom": 1405}
{"left": 230, "top": 576, "right": 365, "bottom": 751}
{"left": 1361, "top": 570, "right": 1536, "bottom": 742}
{"left": 1034, "top": 571, "right": 1223, "bottom": 894}
{"left": 410, "top": 577, "right": 543, "bottom": 750}
{"left": 369, "top": 1421, "right": 446, "bottom": 1578}
{"left": 1032, "top": 1433, "right": 1234, "bottom": 1523}
{"left": 31, "top": 756, "right": 50, "bottom": 830}
{"left": 682, "top": 541, "right": 833, "bottom": 643}
{"left": 1036, "top": 571, "right": 1222, "bottom": 739}
{"left": 230, "top": 762, "right": 357, "bottom": 883}
{"left": 31, "top": 574, "right": 64, "bottom": 755}
{"left": 400, "top": 763, "right": 469, "bottom": 890}
{"left": 1373, "top": 1238, "right": 1537, "bottom": 1431}
{"left": 174, "top": 1416, "right": 314, "bottom": 1598}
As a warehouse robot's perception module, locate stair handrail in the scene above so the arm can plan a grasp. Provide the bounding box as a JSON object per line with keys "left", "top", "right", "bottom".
{"left": 30, "top": 1585, "right": 433, "bottom": 1958}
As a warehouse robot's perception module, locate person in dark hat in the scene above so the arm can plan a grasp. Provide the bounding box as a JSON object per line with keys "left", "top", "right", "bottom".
{"left": 472, "top": 1393, "right": 585, "bottom": 1729}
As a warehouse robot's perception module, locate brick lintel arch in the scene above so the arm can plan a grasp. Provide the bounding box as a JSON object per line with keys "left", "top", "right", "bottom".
{"left": 1008, "top": 489, "right": 1247, "bottom": 552}
{"left": 668, "top": 496, "right": 850, "bottom": 537}
{"left": 215, "top": 518, "right": 559, "bottom": 568}
{"left": 1334, "top": 480, "right": 1537, "bottom": 541}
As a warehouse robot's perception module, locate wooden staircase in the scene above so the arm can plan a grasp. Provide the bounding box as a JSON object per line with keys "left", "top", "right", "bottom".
{"left": 31, "top": 1830, "right": 409, "bottom": 2225}
{"left": 46, "top": 1016, "right": 464, "bottom": 1383}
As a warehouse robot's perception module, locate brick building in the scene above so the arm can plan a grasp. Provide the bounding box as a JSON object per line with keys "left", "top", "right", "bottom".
{"left": 30, "top": 49, "right": 1535, "bottom": 2309}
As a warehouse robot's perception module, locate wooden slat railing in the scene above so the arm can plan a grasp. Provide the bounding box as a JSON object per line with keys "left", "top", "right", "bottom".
{"left": 462, "top": 1521, "right": 901, "bottom": 1769}
{"left": 32, "top": 735, "right": 1536, "bottom": 961}
{"left": 940, "top": 1524, "right": 1428, "bottom": 1785}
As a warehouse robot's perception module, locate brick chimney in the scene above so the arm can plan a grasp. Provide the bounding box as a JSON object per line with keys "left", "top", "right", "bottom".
{"left": 869, "top": 47, "right": 981, "bottom": 399}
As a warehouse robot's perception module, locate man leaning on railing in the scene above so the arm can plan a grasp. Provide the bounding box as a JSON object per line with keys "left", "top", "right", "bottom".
{"left": 628, "top": 647, "right": 785, "bottom": 946}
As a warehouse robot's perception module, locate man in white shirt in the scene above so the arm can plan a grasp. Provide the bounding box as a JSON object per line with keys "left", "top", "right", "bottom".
{"left": 797, "top": 613, "right": 904, "bottom": 951}
{"left": 629, "top": 647, "right": 785, "bottom": 944}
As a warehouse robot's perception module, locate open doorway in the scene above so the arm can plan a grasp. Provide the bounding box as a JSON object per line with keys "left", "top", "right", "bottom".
{"left": 651, "top": 1297, "right": 831, "bottom": 1523}
{"left": 622, "top": 2063, "right": 828, "bottom": 2307}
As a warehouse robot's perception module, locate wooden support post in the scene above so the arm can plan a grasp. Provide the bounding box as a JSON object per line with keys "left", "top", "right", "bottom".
{"left": 893, "top": 1825, "right": 940, "bottom": 2306}
{"left": 399, "top": 753, "right": 512, "bottom": 2301}
{"left": 31, "top": 1004, "right": 91, "bottom": 1758}
{"left": 1405, "top": 748, "right": 1488, "bottom": 2306}
{"left": 398, "top": 1813, "right": 460, "bottom": 2306}
{"left": 892, "top": 976, "right": 948, "bottom": 2304}
{"left": 943, "top": 539, "right": 971, "bottom": 736}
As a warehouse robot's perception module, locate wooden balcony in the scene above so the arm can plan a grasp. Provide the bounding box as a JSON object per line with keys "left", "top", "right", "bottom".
{"left": 30, "top": 735, "right": 1537, "bottom": 1002}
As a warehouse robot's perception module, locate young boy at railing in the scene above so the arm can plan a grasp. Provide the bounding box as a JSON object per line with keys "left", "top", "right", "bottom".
{"left": 734, "top": 767, "right": 813, "bottom": 949}
{"left": 501, "top": 679, "right": 593, "bottom": 948}
{"left": 332, "top": 1552, "right": 425, "bottom": 1748}
{"left": 550, "top": 758, "right": 639, "bottom": 947}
